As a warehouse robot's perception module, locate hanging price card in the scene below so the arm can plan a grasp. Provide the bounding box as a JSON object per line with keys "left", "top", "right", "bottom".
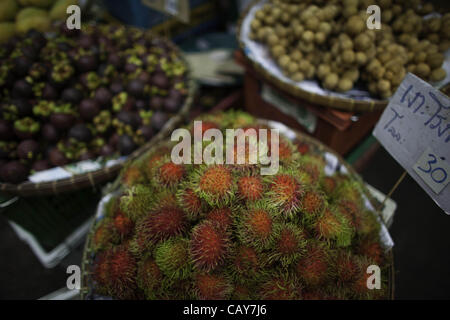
{"left": 373, "top": 73, "right": 450, "bottom": 214}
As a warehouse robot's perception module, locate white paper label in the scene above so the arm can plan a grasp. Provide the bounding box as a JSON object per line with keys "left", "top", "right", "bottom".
{"left": 373, "top": 73, "right": 450, "bottom": 214}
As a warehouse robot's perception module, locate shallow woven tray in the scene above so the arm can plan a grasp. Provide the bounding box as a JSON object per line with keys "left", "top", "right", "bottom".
{"left": 80, "top": 118, "right": 395, "bottom": 300}
{"left": 237, "top": 0, "right": 448, "bottom": 113}
{"left": 0, "top": 31, "right": 197, "bottom": 197}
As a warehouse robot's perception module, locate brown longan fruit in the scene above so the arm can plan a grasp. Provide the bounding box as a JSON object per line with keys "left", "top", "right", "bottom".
{"left": 355, "top": 33, "right": 371, "bottom": 51}
{"left": 278, "top": 55, "right": 291, "bottom": 69}
{"left": 299, "top": 60, "right": 311, "bottom": 73}
{"left": 306, "top": 65, "right": 316, "bottom": 78}
{"left": 287, "top": 61, "right": 299, "bottom": 74}
{"left": 414, "top": 52, "right": 427, "bottom": 64}
{"left": 343, "top": 69, "right": 360, "bottom": 83}
{"left": 427, "top": 53, "right": 444, "bottom": 69}
{"left": 355, "top": 52, "right": 367, "bottom": 66}
{"left": 292, "top": 72, "right": 305, "bottom": 82}
{"left": 271, "top": 45, "right": 285, "bottom": 58}
{"left": 342, "top": 50, "right": 355, "bottom": 64}
{"left": 315, "top": 32, "right": 326, "bottom": 44}
{"left": 346, "top": 15, "right": 365, "bottom": 35}
{"left": 294, "top": 24, "right": 305, "bottom": 38}
{"left": 317, "top": 64, "right": 331, "bottom": 79}
{"left": 255, "top": 10, "right": 265, "bottom": 21}
{"left": 323, "top": 73, "right": 339, "bottom": 90}
{"left": 342, "top": 6, "right": 358, "bottom": 18}
{"left": 337, "top": 78, "right": 353, "bottom": 92}
{"left": 251, "top": 19, "right": 261, "bottom": 31}
{"left": 302, "top": 30, "right": 315, "bottom": 43}
{"left": 318, "top": 22, "right": 332, "bottom": 35}
{"left": 305, "top": 16, "right": 320, "bottom": 31}
{"left": 430, "top": 68, "right": 446, "bottom": 82}
{"left": 290, "top": 50, "right": 303, "bottom": 62}
{"left": 267, "top": 33, "right": 279, "bottom": 46}
{"left": 377, "top": 79, "right": 391, "bottom": 93}
{"left": 415, "top": 63, "right": 431, "bottom": 78}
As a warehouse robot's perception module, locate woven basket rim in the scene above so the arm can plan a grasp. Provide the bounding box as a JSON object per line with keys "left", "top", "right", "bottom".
{"left": 80, "top": 117, "right": 395, "bottom": 300}
{"left": 0, "top": 27, "right": 197, "bottom": 197}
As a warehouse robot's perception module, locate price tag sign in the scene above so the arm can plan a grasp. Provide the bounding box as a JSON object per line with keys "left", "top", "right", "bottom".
{"left": 373, "top": 73, "right": 450, "bottom": 214}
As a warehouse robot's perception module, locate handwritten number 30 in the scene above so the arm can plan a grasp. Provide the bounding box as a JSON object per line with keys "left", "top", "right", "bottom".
{"left": 417, "top": 154, "right": 448, "bottom": 184}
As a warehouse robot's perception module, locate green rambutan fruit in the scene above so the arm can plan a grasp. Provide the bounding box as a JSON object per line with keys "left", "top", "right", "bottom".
{"left": 259, "top": 274, "right": 301, "bottom": 300}
{"left": 176, "top": 186, "right": 204, "bottom": 220}
{"left": 154, "top": 237, "right": 191, "bottom": 279}
{"left": 301, "top": 189, "right": 326, "bottom": 221}
{"left": 357, "top": 210, "right": 381, "bottom": 237}
{"left": 206, "top": 207, "right": 233, "bottom": 232}
{"left": 107, "top": 245, "right": 139, "bottom": 299}
{"left": 265, "top": 171, "right": 304, "bottom": 217}
{"left": 298, "top": 155, "right": 325, "bottom": 183}
{"left": 119, "top": 184, "right": 154, "bottom": 221}
{"left": 237, "top": 175, "right": 264, "bottom": 202}
{"left": 268, "top": 223, "right": 306, "bottom": 267}
{"left": 191, "top": 165, "right": 236, "bottom": 206}
{"left": 190, "top": 221, "right": 230, "bottom": 271}
{"left": 295, "top": 241, "right": 331, "bottom": 288}
{"left": 315, "top": 207, "right": 354, "bottom": 247}
{"left": 194, "top": 273, "right": 233, "bottom": 300}
{"left": 137, "top": 257, "right": 162, "bottom": 299}
{"left": 136, "top": 205, "right": 188, "bottom": 244}
{"left": 334, "top": 179, "right": 365, "bottom": 206}
{"left": 232, "top": 285, "right": 253, "bottom": 300}
{"left": 237, "top": 203, "right": 276, "bottom": 251}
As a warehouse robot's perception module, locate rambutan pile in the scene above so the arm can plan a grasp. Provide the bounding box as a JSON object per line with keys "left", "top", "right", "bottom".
{"left": 86, "top": 111, "right": 391, "bottom": 300}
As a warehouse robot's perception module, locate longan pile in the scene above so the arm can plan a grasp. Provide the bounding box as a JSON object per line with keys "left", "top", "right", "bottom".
{"left": 248, "top": 0, "right": 449, "bottom": 99}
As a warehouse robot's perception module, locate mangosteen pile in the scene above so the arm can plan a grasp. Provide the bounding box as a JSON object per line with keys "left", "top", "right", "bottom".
{"left": 0, "top": 25, "right": 189, "bottom": 184}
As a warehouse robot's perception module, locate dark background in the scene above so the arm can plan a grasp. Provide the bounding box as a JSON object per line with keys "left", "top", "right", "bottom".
{"left": 0, "top": 145, "right": 449, "bottom": 299}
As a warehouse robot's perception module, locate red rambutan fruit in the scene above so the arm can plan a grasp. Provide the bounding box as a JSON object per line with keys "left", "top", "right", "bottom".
{"left": 296, "top": 241, "right": 330, "bottom": 287}
{"left": 238, "top": 176, "right": 264, "bottom": 201}
{"left": 335, "top": 250, "right": 359, "bottom": 285}
{"left": 107, "top": 245, "right": 138, "bottom": 299}
{"left": 232, "top": 245, "right": 260, "bottom": 276}
{"left": 206, "top": 207, "right": 233, "bottom": 232}
{"left": 177, "top": 187, "right": 203, "bottom": 220}
{"left": 156, "top": 161, "right": 185, "bottom": 187}
{"left": 266, "top": 173, "right": 303, "bottom": 216}
{"left": 301, "top": 189, "right": 326, "bottom": 220}
{"left": 238, "top": 205, "right": 275, "bottom": 250}
{"left": 321, "top": 176, "right": 337, "bottom": 196}
{"left": 137, "top": 258, "right": 162, "bottom": 299}
{"left": 190, "top": 221, "right": 229, "bottom": 271}
{"left": 351, "top": 256, "right": 387, "bottom": 300}
{"left": 113, "top": 211, "right": 134, "bottom": 239}
{"left": 268, "top": 223, "right": 306, "bottom": 266}
{"left": 337, "top": 200, "right": 362, "bottom": 230}
{"left": 92, "top": 251, "right": 112, "bottom": 295}
{"left": 358, "top": 238, "right": 384, "bottom": 265}
{"left": 295, "top": 141, "right": 310, "bottom": 155}
{"left": 195, "top": 165, "right": 235, "bottom": 205}
{"left": 194, "top": 273, "right": 232, "bottom": 300}
{"left": 232, "top": 285, "right": 252, "bottom": 300}
{"left": 121, "top": 164, "right": 145, "bottom": 187}
{"left": 136, "top": 205, "right": 188, "bottom": 244}
{"left": 92, "top": 219, "right": 119, "bottom": 252}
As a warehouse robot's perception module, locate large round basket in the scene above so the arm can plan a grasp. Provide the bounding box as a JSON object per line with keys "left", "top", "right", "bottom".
{"left": 0, "top": 31, "right": 197, "bottom": 197}
{"left": 237, "top": 0, "right": 449, "bottom": 113}
{"left": 80, "top": 118, "right": 395, "bottom": 300}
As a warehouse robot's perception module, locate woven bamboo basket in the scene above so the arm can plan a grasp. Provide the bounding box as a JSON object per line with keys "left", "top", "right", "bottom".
{"left": 0, "top": 30, "right": 197, "bottom": 197}
{"left": 80, "top": 118, "right": 395, "bottom": 300}
{"left": 237, "top": 0, "right": 449, "bottom": 113}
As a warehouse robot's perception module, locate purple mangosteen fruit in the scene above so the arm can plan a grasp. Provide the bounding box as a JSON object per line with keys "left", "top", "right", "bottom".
{"left": 0, "top": 161, "right": 29, "bottom": 184}
{"left": 17, "top": 139, "right": 40, "bottom": 160}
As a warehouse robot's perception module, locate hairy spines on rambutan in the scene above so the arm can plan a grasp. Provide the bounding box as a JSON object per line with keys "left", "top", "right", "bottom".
{"left": 357, "top": 210, "right": 381, "bottom": 238}
{"left": 321, "top": 176, "right": 338, "bottom": 197}
{"left": 92, "top": 219, "right": 120, "bottom": 252}
{"left": 301, "top": 188, "right": 326, "bottom": 222}
{"left": 315, "top": 206, "right": 354, "bottom": 247}
{"left": 119, "top": 185, "right": 154, "bottom": 221}
{"left": 230, "top": 245, "right": 261, "bottom": 279}
{"left": 336, "top": 199, "right": 363, "bottom": 230}
{"left": 206, "top": 207, "right": 234, "bottom": 232}
{"left": 137, "top": 257, "right": 162, "bottom": 299}
{"left": 191, "top": 165, "right": 236, "bottom": 206}
{"left": 358, "top": 237, "right": 384, "bottom": 265}
{"left": 237, "top": 202, "right": 276, "bottom": 251}
{"left": 335, "top": 250, "right": 360, "bottom": 285}
{"left": 154, "top": 237, "right": 191, "bottom": 280}
{"left": 351, "top": 256, "right": 387, "bottom": 300}
{"left": 136, "top": 205, "right": 188, "bottom": 245}
{"left": 141, "top": 146, "right": 171, "bottom": 178}
{"left": 113, "top": 210, "right": 134, "bottom": 240}
{"left": 121, "top": 162, "right": 146, "bottom": 187}
{"left": 298, "top": 155, "right": 325, "bottom": 184}
{"left": 334, "top": 179, "right": 365, "bottom": 206}
{"left": 237, "top": 175, "right": 264, "bottom": 202}
{"left": 176, "top": 186, "right": 204, "bottom": 220}
{"left": 259, "top": 273, "right": 301, "bottom": 300}
{"left": 190, "top": 221, "right": 230, "bottom": 272}
{"left": 295, "top": 241, "right": 332, "bottom": 288}
{"left": 268, "top": 223, "right": 306, "bottom": 267}
{"left": 107, "top": 245, "right": 139, "bottom": 299}
{"left": 232, "top": 285, "right": 253, "bottom": 300}
{"left": 194, "top": 273, "right": 233, "bottom": 300}
{"left": 150, "top": 156, "right": 187, "bottom": 190}
{"left": 265, "top": 171, "right": 304, "bottom": 217}
{"left": 92, "top": 251, "right": 112, "bottom": 296}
